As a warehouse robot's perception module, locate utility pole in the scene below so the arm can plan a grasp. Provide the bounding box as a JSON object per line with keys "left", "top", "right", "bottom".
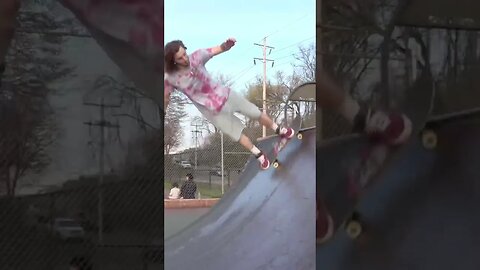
{"left": 190, "top": 122, "right": 202, "bottom": 169}
{"left": 254, "top": 37, "right": 274, "bottom": 137}
{"left": 83, "top": 98, "right": 121, "bottom": 245}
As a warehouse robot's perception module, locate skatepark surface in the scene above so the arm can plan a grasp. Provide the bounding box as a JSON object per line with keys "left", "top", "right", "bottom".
{"left": 316, "top": 112, "right": 480, "bottom": 270}
{"left": 164, "top": 127, "right": 316, "bottom": 270}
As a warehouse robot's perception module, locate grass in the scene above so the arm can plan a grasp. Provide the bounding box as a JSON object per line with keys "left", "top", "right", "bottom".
{"left": 164, "top": 181, "right": 225, "bottom": 198}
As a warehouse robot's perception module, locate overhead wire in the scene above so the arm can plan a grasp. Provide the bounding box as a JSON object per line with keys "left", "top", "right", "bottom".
{"left": 217, "top": 11, "right": 315, "bottom": 82}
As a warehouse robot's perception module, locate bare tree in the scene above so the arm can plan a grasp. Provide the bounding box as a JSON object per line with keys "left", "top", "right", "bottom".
{"left": 164, "top": 92, "right": 187, "bottom": 154}
{"left": 0, "top": 98, "right": 53, "bottom": 196}
{"left": 293, "top": 43, "right": 316, "bottom": 82}
{"left": 0, "top": 10, "right": 74, "bottom": 196}
{"left": 321, "top": 0, "right": 433, "bottom": 107}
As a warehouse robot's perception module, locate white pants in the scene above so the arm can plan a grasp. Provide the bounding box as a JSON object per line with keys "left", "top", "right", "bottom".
{"left": 196, "top": 90, "right": 262, "bottom": 141}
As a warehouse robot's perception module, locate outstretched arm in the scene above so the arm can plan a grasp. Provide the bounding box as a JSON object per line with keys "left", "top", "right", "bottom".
{"left": 191, "top": 38, "right": 236, "bottom": 67}
{"left": 210, "top": 37, "right": 236, "bottom": 56}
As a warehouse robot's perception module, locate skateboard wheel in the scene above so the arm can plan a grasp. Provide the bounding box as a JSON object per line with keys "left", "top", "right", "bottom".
{"left": 422, "top": 130, "right": 437, "bottom": 149}
{"left": 273, "top": 161, "right": 280, "bottom": 168}
{"left": 346, "top": 220, "right": 362, "bottom": 239}
{"left": 297, "top": 133, "right": 303, "bottom": 139}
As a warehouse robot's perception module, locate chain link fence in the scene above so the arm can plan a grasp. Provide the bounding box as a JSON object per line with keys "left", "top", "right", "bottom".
{"left": 164, "top": 94, "right": 316, "bottom": 201}
{"left": 164, "top": 129, "right": 251, "bottom": 200}
{"left": 0, "top": 153, "right": 164, "bottom": 269}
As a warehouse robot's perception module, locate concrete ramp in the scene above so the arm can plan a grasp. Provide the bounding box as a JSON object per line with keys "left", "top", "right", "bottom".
{"left": 165, "top": 128, "right": 316, "bottom": 270}
{"left": 316, "top": 112, "right": 480, "bottom": 270}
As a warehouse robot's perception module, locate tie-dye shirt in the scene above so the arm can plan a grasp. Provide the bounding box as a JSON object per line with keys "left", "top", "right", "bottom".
{"left": 164, "top": 48, "right": 231, "bottom": 113}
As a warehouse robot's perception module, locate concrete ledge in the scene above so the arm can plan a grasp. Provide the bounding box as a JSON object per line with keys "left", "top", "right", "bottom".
{"left": 165, "top": 198, "right": 220, "bottom": 209}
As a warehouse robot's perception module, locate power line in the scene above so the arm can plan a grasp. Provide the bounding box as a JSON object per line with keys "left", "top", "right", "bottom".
{"left": 231, "top": 65, "right": 256, "bottom": 81}
{"left": 230, "top": 70, "right": 258, "bottom": 89}
{"left": 269, "top": 36, "right": 315, "bottom": 55}
{"left": 270, "top": 61, "right": 294, "bottom": 69}
{"left": 227, "top": 36, "right": 314, "bottom": 84}
{"left": 227, "top": 64, "right": 255, "bottom": 80}
{"left": 274, "top": 53, "right": 296, "bottom": 61}
{"left": 229, "top": 38, "right": 314, "bottom": 89}
{"left": 262, "top": 12, "right": 314, "bottom": 40}
{"left": 227, "top": 39, "right": 258, "bottom": 61}
{"left": 219, "top": 12, "right": 313, "bottom": 74}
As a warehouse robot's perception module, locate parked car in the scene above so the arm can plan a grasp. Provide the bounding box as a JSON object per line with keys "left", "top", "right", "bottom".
{"left": 210, "top": 166, "right": 226, "bottom": 177}
{"left": 49, "top": 218, "right": 85, "bottom": 241}
{"left": 180, "top": 161, "right": 192, "bottom": 168}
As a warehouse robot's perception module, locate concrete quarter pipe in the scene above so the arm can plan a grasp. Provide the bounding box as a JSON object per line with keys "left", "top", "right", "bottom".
{"left": 165, "top": 127, "right": 316, "bottom": 270}
{"left": 316, "top": 112, "right": 480, "bottom": 270}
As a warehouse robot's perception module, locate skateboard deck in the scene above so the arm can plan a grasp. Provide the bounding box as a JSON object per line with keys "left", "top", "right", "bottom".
{"left": 317, "top": 73, "right": 436, "bottom": 241}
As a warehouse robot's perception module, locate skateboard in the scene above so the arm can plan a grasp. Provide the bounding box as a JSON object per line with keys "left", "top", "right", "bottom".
{"left": 255, "top": 115, "right": 304, "bottom": 169}
{"left": 254, "top": 81, "right": 315, "bottom": 170}
{"left": 271, "top": 115, "right": 304, "bottom": 168}
{"left": 317, "top": 73, "right": 437, "bottom": 241}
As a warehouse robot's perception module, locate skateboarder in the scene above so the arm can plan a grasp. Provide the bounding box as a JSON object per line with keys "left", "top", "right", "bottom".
{"left": 315, "top": 70, "right": 413, "bottom": 244}
{"left": 164, "top": 38, "right": 295, "bottom": 170}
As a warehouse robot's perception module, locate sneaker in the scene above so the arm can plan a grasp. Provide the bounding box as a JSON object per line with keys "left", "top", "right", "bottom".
{"left": 278, "top": 127, "right": 294, "bottom": 139}
{"left": 317, "top": 201, "right": 334, "bottom": 244}
{"left": 256, "top": 152, "right": 270, "bottom": 170}
{"left": 364, "top": 109, "right": 412, "bottom": 145}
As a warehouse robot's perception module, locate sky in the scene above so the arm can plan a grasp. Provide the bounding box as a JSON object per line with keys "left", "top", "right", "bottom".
{"left": 165, "top": 0, "right": 316, "bottom": 151}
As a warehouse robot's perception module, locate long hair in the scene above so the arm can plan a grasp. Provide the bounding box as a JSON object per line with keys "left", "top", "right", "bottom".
{"left": 164, "top": 40, "right": 187, "bottom": 73}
